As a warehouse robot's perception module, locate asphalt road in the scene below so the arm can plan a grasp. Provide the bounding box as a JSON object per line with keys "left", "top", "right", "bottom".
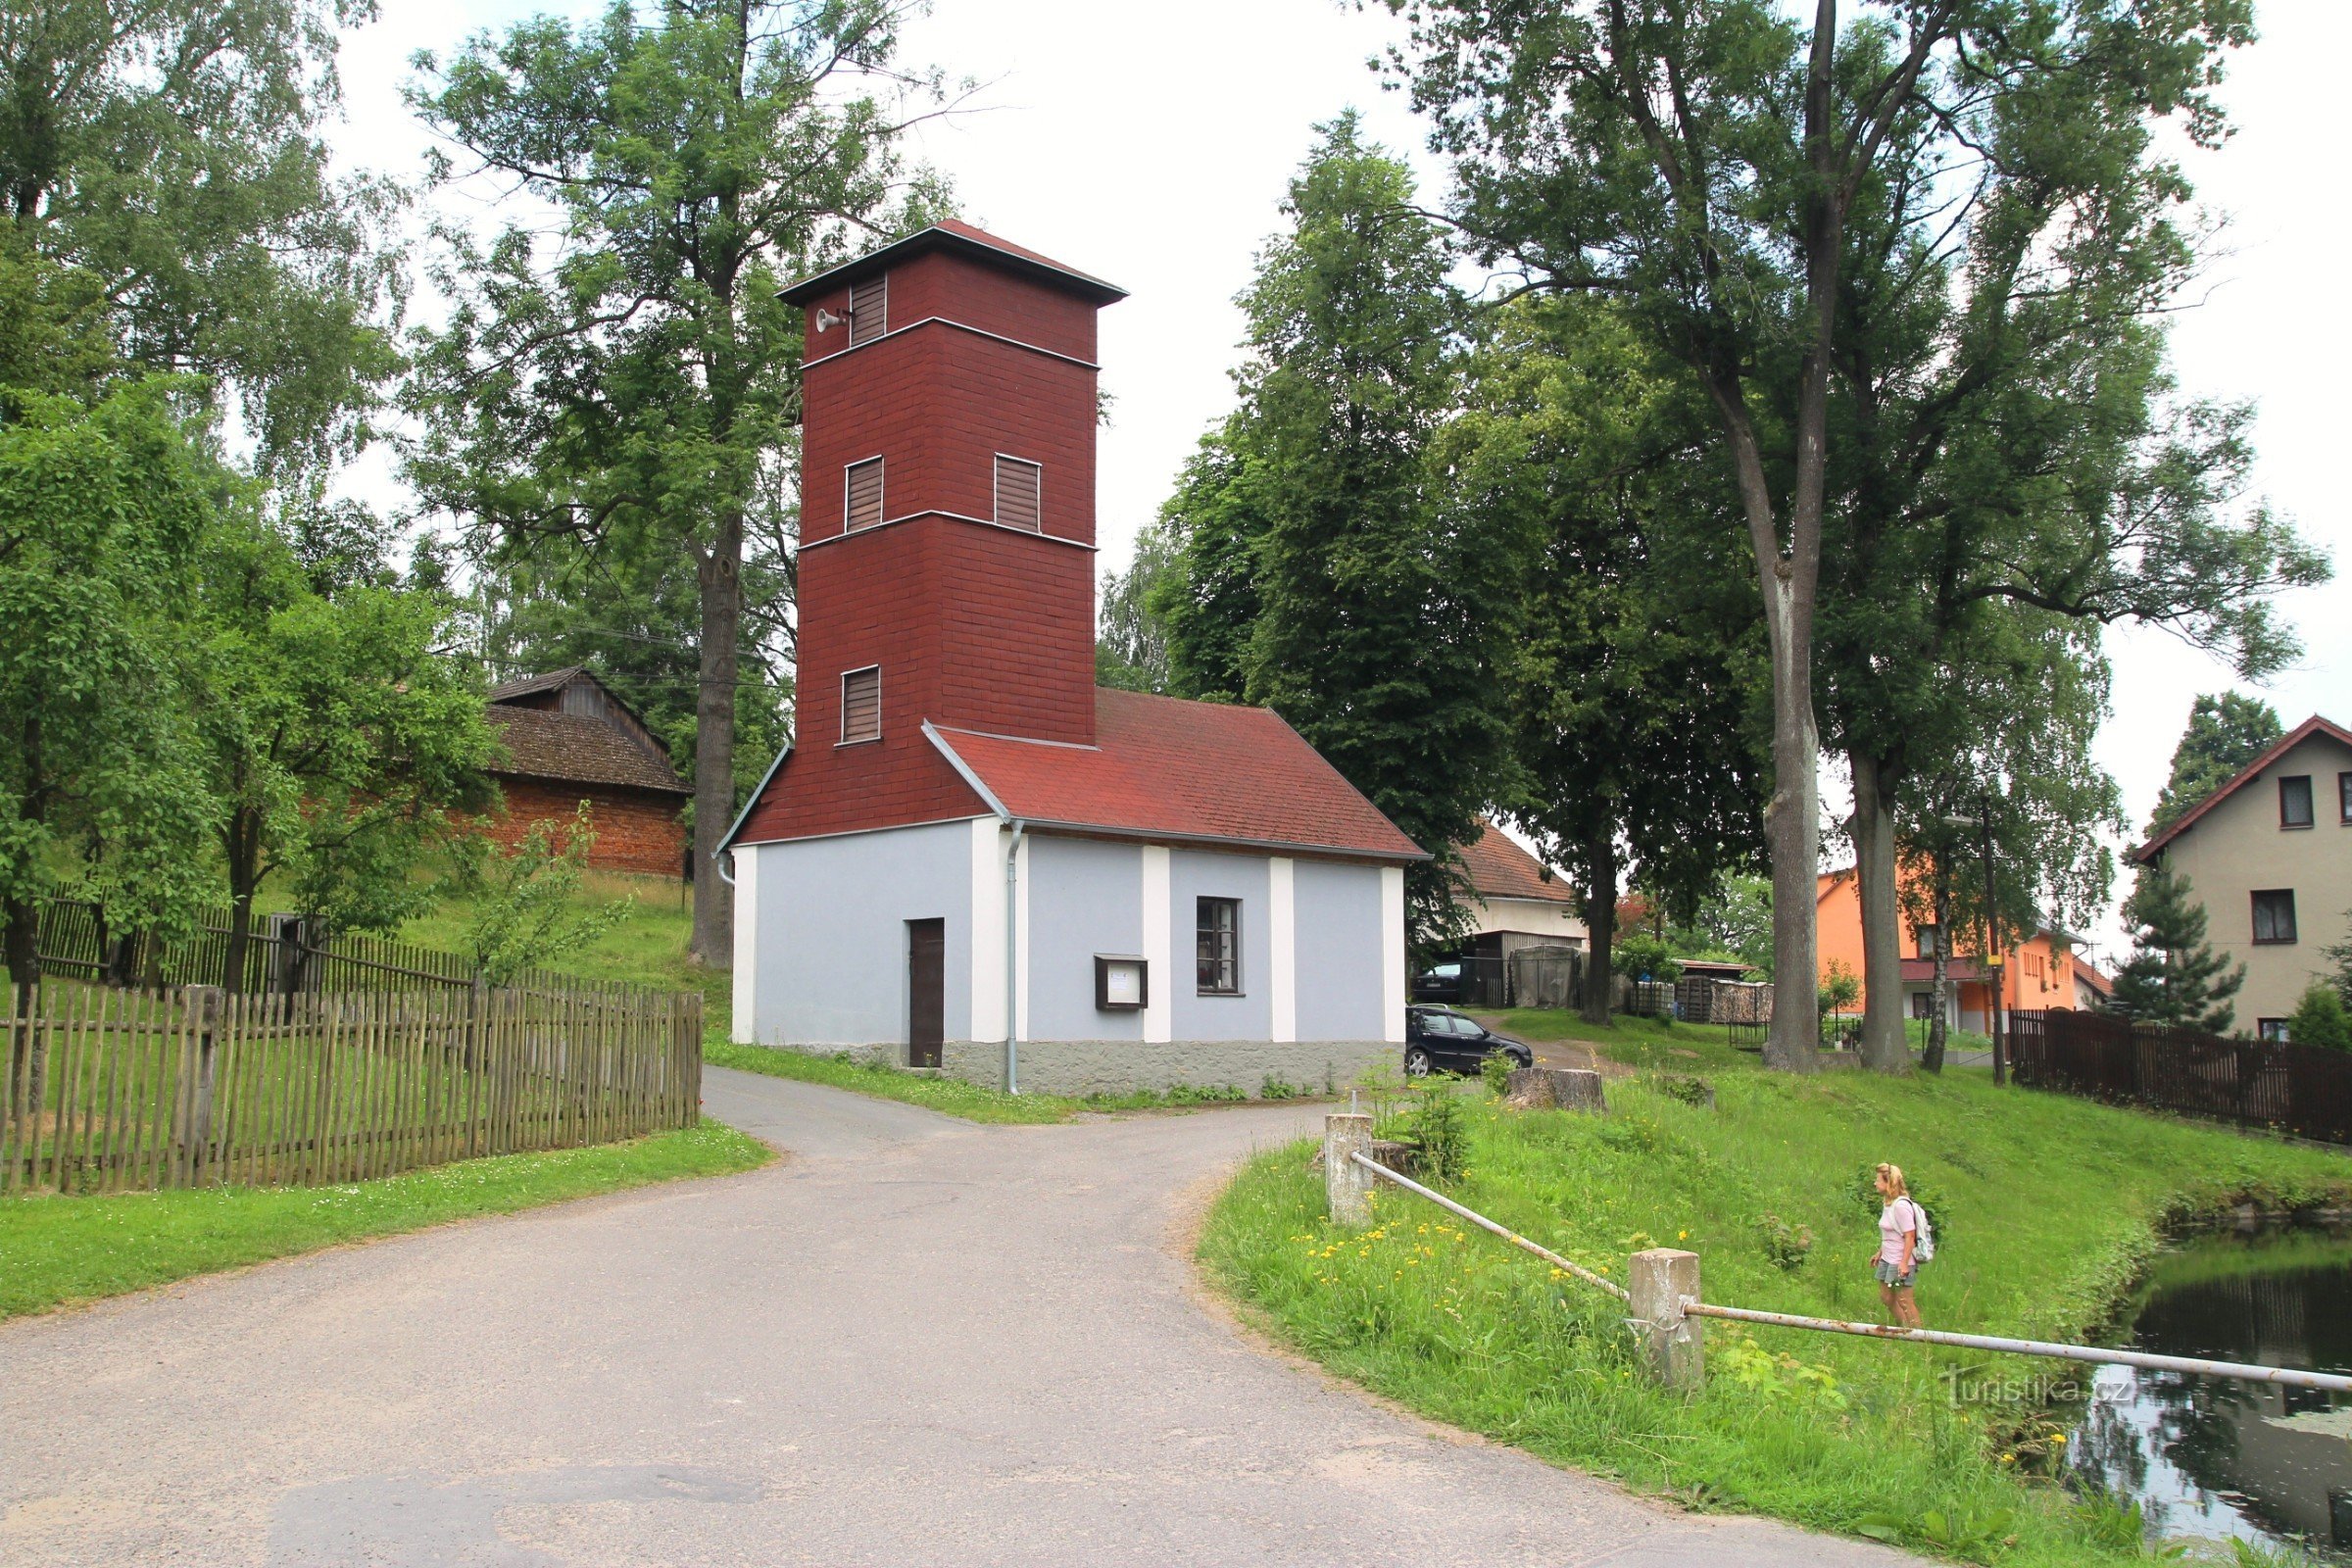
{"left": 0, "top": 1067, "right": 1917, "bottom": 1566}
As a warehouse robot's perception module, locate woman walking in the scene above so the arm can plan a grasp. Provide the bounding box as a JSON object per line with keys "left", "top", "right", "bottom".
{"left": 1873, "top": 1163, "right": 1924, "bottom": 1328}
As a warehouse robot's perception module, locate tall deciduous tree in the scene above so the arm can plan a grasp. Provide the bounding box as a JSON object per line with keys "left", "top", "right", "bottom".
{"left": 0, "top": 0, "right": 404, "bottom": 471}
{"left": 0, "top": 382, "right": 218, "bottom": 987}
{"left": 1389, "top": 0, "right": 2260, "bottom": 1071}
{"left": 405, "top": 0, "right": 940, "bottom": 967}
{"left": 1160, "top": 116, "right": 1527, "bottom": 944}
{"left": 1449, "top": 296, "right": 1764, "bottom": 1021}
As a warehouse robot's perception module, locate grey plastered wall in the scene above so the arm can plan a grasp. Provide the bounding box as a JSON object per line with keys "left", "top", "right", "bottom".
{"left": 747, "top": 818, "right": 977, "bottom": 1051}
{"left": 1168, "top": 848, "right": 1272, "bottom": 1041}
{"left": 1293, "top": 858, "right": 1389, "bottom": 1042}
{"left": 940, "top": 1038, "right": 1394, "bottom": 1098}
{"left": 1023, "top": 834, "right": 1145, "bottom": 1043}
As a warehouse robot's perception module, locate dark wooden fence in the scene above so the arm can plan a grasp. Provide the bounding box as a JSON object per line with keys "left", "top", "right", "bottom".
{"left": 2010, "top": 1007, "right": 2352, "bottom": 1146}
{"left": 33, "top": 900, "right": 657, "bottom": 1002}
{"left": 2, "top": 984, "right": 703, "bottom": 1195}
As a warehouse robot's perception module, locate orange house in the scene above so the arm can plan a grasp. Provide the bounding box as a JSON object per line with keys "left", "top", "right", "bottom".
{"left": 1816, "top": 868, "right": 2085, "bottom": 1034}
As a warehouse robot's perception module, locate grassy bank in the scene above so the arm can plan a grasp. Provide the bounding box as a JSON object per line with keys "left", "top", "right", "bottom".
{"left": 707, "top": 1040, "right": 1318, "bottom": 1124}
{"left": 1199, "top": 1016, "right": 2352, "bottom": 1565}
{"left": 1, "top": 1119, "right": 771, "bottom": 1321}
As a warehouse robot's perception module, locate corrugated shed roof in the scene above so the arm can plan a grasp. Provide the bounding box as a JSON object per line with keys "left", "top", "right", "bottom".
{"left": 926, "top": 689, "right": 1424, "bottom": 861}
{"left": 488, "top": 666, "right": 587, "bottom": 704}
{"left": 486, "top": 707, "right": 690, "bottom": 796}
{"left": 1460, "top": 821, "right": 1575, "bottom": 905}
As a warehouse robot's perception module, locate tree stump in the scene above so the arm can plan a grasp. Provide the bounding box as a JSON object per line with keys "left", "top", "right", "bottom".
{"left": 1504, "top": 1066, "right": 1606, "bottom": 1112}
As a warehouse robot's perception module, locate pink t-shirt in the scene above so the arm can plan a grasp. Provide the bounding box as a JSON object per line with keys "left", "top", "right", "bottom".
{"left": 1879, "top": 1198, "right": 1920, "bottom": 1264}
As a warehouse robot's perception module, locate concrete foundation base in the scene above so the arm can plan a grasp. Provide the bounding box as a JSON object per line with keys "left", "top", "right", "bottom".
{"left": 745, "top": 1038, "right": 1399, "bottom": 1099}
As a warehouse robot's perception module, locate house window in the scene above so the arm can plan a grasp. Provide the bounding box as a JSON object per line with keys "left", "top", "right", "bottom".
{"left": 2340, "top": 772, "right": 2352, "bottom": 824}
{"left": 848, "top": 274, "right": 886, "bottom": 345}
{"left": 1915, "top": 924, "right": 1939, "bottom": 958}
{"left": 1910, "top": 992, "right": 1935, "bottom": 1020}
{"left": 2259, "top": 1018, "right": 2290, "bottom": 1044}
{"left": 1197, "top": 897, "right": 1241, "bottom": 995}
{"left": 841, "top": 665, "right": 881, "bottom": 745}
{"left": 845, "top": 457, "right": 884, "bottom": 531}
{"left": 995, "top": 455, "right": 1042, "bottom": 532}
{"left": 2251, "top": 889, "right": 2297, "bottom": 945}
{"left": 2280, "top": 775, "right": 2315, "bottom": 829}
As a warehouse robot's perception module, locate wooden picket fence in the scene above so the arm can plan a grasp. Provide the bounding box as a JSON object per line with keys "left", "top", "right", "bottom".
{"left": 2011, "top": 1007, "right": 2352, "bottom": 1146}
{"left": 1, "top": 984, "right": 703, "bottom": 1195}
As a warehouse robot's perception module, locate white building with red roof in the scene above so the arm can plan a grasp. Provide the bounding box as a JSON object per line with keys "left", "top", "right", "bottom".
{"left": 717, "top": 224, "right": 1424, "bottom": 1094}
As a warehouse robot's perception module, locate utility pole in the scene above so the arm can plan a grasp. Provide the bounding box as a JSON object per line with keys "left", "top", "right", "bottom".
{"left": 1980, "top": 796, "right": 2005, "bottom": 1088}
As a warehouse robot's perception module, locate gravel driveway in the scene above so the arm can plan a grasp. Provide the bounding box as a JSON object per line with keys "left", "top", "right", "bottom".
{"left": 0, "top": 1066, "right": 1915, "bottom": 1566}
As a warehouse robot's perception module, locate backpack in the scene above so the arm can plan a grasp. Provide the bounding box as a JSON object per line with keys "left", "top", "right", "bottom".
{"left": 1901, "top": 1197, "right": 1936, "bottom": 1265}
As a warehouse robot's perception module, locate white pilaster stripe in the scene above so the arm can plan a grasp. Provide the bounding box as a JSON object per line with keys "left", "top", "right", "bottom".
{"left": 1143, "top": 845, "right": 1173, "bottom": 1045}
{"left": 1381, "top": 865, "right": 1407, "bottom": 1045}
{"left": 730, "top": 846, "right": 760, "bottom": 1044}
{"left": 1268, "top": 858, "right": 1296, "bottom": 1044}
{"left": 971, "top": 817, "right": 1004, "bottom": 1044}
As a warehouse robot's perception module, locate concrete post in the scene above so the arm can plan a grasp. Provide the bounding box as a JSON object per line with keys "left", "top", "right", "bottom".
{"left": 1324, "top": 1113, "right": 1374, "bottom": 1228}
{"left": 1629, "top": 1248, "right": 1704, "bottom": 1393}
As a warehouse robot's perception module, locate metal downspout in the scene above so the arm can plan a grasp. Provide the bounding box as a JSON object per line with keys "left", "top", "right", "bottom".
{"left": 1004, "top": 820, "right": 1025, "bottom": 1094}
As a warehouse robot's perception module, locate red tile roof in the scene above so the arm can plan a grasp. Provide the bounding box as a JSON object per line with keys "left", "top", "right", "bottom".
{"left": 926, "top": 690, "right": 1424, "bottom": 861}
{"left": 1459, "top": 821, "right": 1575, "bottom": 905}
{"left": 2134, "top": 713, "right": 2352, "bottom": 861}
{"left": 485, "top": 708, "right": 690, "bottom": 797}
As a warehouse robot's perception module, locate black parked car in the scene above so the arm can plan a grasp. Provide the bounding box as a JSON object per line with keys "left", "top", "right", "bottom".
{"left": 1410, "top": 962, "right": 1464, "bottom": 1003}
{"left": 1404, "top": 1005, "right": 1533, "bottom": 1078}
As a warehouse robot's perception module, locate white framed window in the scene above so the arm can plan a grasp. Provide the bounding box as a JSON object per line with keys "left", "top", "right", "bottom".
{"left": 845, "top": 457, "right": 884, "bottom": 531}
{"left": 1197, "top": 897, "right": 1241, "bottom": 996}
{"left": 994, "top": 455, "right": 1043, "bottom": 532}
{"left": 841, "top": 665, "right": 881, "bottom": 745}
{"left": 848, "top": 274, "right": 886, "bottom": 345}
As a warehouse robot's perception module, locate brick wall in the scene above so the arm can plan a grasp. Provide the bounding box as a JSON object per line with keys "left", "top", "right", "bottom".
{"left": 470, "top": 779, "right": 689, "bottom": 878}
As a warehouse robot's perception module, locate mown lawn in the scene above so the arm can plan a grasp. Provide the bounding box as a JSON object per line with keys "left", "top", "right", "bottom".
{"left": 0, "top": 1119, "right": 771, "bottom": 1321}
{"left": 1199, "top": 1017, "right": 2352, "bottom": 1566}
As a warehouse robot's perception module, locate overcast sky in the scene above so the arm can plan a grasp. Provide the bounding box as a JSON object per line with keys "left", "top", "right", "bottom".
{"left": 336, "top": 1, "right": 2347, "bottom": 962}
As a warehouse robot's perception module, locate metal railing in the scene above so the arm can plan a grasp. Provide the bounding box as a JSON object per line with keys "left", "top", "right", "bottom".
{"left": 1346, "top": 1146, "right": 2352, "bottom": 1395}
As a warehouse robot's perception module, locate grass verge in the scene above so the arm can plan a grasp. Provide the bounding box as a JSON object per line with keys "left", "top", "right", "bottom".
{"left": 0, "top": 1118, "right": 771, "bottom": 1322}
{"left": 1198, "top": 1019, "right": 2352, "bottom": 1566}
{"left": 706, "top": 1041, "right": 1320, "bottom": 1124}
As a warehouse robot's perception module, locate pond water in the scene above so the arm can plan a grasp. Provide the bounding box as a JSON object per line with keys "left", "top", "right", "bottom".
{"left": 2069, "top": 1228, "right": 2352, "bottom": 1558}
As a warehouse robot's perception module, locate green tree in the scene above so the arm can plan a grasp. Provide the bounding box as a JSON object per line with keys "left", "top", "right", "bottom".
{"left": 1152, "top": 423, "right": 1270, "bottom": 701}
{"left": 191, "top": 508, "right": 498, "bottom": 989}
{"left": 2150, "top": 693, "right": 2282, "bottom": 835}
{"left": 1390, "top": 0, "right": 2259, "bottom": 1071}
{"left": 2286, "top": 984, "right": 2352, "bottom": 1054}
{"left": 1, "top": 0, "right": 404, "bottom": 471}
{"left": 0, "top": 382, "right": 218, "bottom": 987}
{"left": 2110, "top": 863, "right": 2243, "bottom": 1034}
{"left": 1165, "top": 116, "right": 1526, "bottom": 944}
{"left": 2322, "top": 924, "right": 2352, "bottom": 1010}
{"left": 456, "top": 803, "right": 632, "bottom": 987}
{"left": 1096, "top": 519, "right": 1175, "bottom": 694}
{"left": 1450, "top": 296, "right": 1764, "bottom": 1021}
{"left": 405, "top": 0, "right": 938, "bottom": 968}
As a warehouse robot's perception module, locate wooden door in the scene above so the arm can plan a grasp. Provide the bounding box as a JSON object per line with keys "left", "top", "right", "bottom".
{"left": 907, "top": 919, "right": 945, "bottom": 1069}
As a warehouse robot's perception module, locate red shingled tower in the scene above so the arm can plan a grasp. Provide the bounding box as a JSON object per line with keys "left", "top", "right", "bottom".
{"left": 737, "top": 222, "right": 1127, "bottom": 844}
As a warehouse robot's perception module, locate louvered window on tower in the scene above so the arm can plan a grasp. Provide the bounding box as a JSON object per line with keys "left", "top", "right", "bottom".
{"left": 845, "top": 457, "right": 884, "bottom": 531}
{"left": 841, "top": 666, "right": 881, "bottom": 744}
{"left": 995, "top": 456, "right": 1043, "bottom": 532}
{"left": 849, "top": 275, "right": 886, "bottom": 345}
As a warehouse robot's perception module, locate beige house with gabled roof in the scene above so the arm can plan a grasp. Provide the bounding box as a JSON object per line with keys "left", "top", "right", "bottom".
{"left": 2133, "top": 713, "right": 2352, "bottom": 1039}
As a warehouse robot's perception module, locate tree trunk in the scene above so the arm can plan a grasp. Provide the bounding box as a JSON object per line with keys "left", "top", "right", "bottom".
{"left": 1924, "top": 860, "right": 1952, "bottom": 1074}
{"left": 1581, "top": 828, "right": 1617, "bottom": 1026}
{"left": 1850, "top": 749, "right": 1910, "bottom": 1073}
{"left": 1760, "top": 571, "right": 1822, "bottom": 1074}
{"left": 2, "top": 897, "right": 38, "bottom": 992}
{"left": 690, "top": 529, "right": 743, "bottom": 969}
{"left": 222, "top": 806, "right": 261, "bottom": 996}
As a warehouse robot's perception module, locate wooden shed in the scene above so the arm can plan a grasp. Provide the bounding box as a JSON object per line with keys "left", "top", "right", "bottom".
{"left": 477, "top": 668, "right": 692, "bottom": 878}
